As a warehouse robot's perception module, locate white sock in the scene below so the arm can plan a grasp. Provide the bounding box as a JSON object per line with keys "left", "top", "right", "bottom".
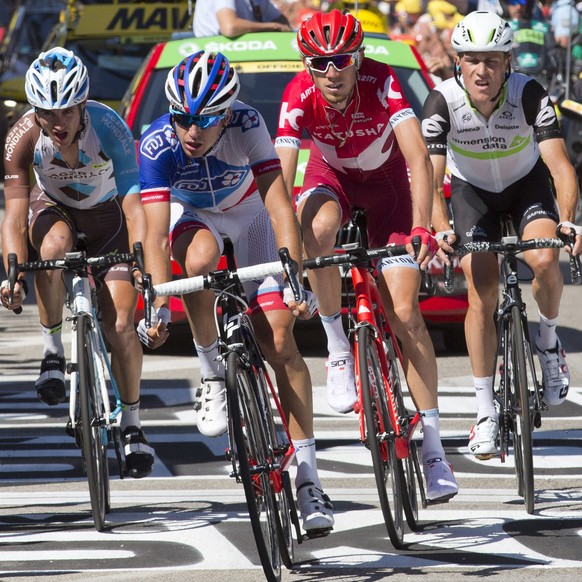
{"left": 41, "top": 322, "right": 64, "bottom": 358}
{"left": 474, "top": 376, "right": 497, "bottom": 422}
{"left": 320, "top": 312, "right": 350, "bottom": 355}
{"left": 420, "top": 408, "right": 446, "bottom": 461}
{"left": 121, "top": 400, "right": 141, "bottom": 431}
{"left": 194, "top": 339, "right": 224, "bottom": 380}
{"left": 293, "top": 437, "right": 322, "bottom": 490}
{"left": 537, "top": 311, "right": 558, "bottom": 351}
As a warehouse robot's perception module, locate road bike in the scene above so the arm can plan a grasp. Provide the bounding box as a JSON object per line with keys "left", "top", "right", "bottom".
{"left": 7, "top": 243, "right": 141, "bottom": 531}
{"left": 303, "top": 209, "right": 428, "bottom": 549}
{"left": 451, "top": 233, "right": 580, "bottom": 514}
{"left": 152, "top": 240, "right": 302, "bottom": 582}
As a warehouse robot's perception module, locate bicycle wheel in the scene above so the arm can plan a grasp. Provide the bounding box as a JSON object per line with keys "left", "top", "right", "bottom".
{"left": 77, "top": 313, "right": 110, "bottom": 531}
{"left": 358, "top": 326, "right": 405, "bottom": 548}
{"left": 226, "top": 351, "right": 281, "bottom": 582}
{"left": 508, "top": 305, "right": 535, "bottom": 513}
{"left": 384, "top": 335, "right": 422, "bottom": 531}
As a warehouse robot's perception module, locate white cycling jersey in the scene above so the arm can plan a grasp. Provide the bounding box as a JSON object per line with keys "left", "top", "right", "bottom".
{"left": 421, "top": 73, "right": 562, "bottom": 192}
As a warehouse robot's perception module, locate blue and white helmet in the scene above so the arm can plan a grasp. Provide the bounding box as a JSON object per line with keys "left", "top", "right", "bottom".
{"left": 25, "top": 47, "right": 89, "bottom": 109}
{"left": 165, "top": 51, "right": 239, "bottom": 115}
{"left": 451, "top": 11, "right": 514, "bottom": 54}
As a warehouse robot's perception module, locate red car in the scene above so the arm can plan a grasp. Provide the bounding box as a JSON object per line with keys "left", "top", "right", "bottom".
{"left": 120, "top": 31, "right": 468, "bottom": 351}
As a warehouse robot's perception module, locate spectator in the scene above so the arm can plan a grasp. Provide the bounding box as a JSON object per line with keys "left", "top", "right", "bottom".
{"left": 193, "top": 0, "right": 292, "bottom": 37}
{"left": 551, "top": 0, "right": 579, "bottom": 47}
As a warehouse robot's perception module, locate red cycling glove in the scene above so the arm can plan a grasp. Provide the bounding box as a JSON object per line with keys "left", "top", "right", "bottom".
{"left": 406, "top": 226, "right": 438, "bottom": 258}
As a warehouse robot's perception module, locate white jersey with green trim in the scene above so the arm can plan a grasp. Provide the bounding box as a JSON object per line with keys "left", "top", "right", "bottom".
{"left": 421, "top": 73, "right": 561, "bottom": 192}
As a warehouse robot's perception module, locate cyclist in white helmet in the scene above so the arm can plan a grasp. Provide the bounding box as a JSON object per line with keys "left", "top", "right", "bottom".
{"left": 137, "top": 50, "right": 334, "bottom": 536}
{"left": 1, "top": 47, "right": 155, "bottom": 479}
{"left": 422, "top": 11, "right": 581, "bottom": 459}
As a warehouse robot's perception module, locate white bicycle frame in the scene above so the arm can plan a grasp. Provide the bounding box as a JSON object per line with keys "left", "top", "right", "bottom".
{"left": 64, "top": 262, "right": 122, "bottom": 431}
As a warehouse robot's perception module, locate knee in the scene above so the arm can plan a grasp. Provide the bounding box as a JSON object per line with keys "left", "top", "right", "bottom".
{"left": 39, "top": 233, "right": 72, "bottom": 259}
{"left": 182, "top": 248, "right": 220, "bottom": 277}
{"left": 261, "top": 328, "right": 298, "bottom": 367}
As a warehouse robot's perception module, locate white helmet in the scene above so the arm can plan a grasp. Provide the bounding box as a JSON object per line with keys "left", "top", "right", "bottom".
{"left": 25, "top": 47, "right": 89, "bottom": 110}
{"left": 451, "top": 11, "right": 514, "bottom": 54}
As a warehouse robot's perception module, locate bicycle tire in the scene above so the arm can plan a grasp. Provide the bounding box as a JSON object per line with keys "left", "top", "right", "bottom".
{"left": 508, "top": 305, "right": 535, "bottom": 513}
{"left": 358, "top": 326, "right": 405, "bottom": 548}
{"left": 384, "top": 335, "right": 422, "bottom": 531}
{"left": 226, "top": 351, "right": 282, "bottom": 582}
{"left": 77, "top": 313, "right": 109, "bottom": 531}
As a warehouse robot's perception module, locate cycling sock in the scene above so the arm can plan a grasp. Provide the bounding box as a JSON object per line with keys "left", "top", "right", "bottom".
{"left": 320, "top": 311, "right": 350, "bottom": 355}
{"left": 40, "top": 322, "right": 64, "bottom": 358}
{"left": 474, "top": 375, "right": 497, "bottom": 421}
{"left": 121, "top": 400, "right": 141, "bottom": 431}
{"left": 419, "top": 408, "right": 446, "bottom": 461}
{"left": 194, "top": 338, "right": 225, "bottom": 380}
{"left": 293, "top": 437, "right": 322, "bottom": 490}
{"left": 537, "top": 311, "right": 558, "bottom": 351}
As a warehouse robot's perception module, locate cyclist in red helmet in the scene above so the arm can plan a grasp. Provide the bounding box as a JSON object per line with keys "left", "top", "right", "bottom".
{"left": 276, "top": 9, "right": 458, "bottom": 504}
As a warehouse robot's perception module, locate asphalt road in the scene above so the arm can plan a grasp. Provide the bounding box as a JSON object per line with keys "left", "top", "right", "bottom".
{"left": 1, "top": 187, "right": 582, "bottom": 581}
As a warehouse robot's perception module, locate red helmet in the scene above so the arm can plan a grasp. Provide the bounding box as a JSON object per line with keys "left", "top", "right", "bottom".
{"left": 297, "top": 9, "right": 363, "bottom": 57}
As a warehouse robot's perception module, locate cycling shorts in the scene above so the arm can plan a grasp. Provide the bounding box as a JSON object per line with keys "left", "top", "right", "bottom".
{"left": 298, "top": 149, "right": 413, "bottom": 249}
{"left": 169, "top": 193, "right": 285, "bottom": 315}
{"left": 29, "top": 187, "right": 132, "bottom": 283}
{"left": 450, "top": 158, "right": 560, "bottom": 245}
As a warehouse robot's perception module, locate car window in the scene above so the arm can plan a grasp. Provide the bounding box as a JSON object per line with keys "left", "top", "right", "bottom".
{"left": 390, "top": 66, "right": 430, "bottom": 119}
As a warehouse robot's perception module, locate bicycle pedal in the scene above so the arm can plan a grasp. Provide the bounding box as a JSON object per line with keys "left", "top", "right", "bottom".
{"left": 302, "top": 527, "right": 333, "bottom": 540}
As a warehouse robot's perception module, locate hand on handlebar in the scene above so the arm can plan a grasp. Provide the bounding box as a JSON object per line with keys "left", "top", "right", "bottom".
{"left": 0, "top": 278, "right": 27, "bottom": 311}
{"left": 557, "top": 221, "right": 582, "bottom": 255}
{"left": 137, "top": 306, "right": 171, "bottom": 349}
{"left": 405, "top": 226, "right": 438, "bottom": 270}
{"left": 283, "top": 284, "right": 318, "bottom": 320}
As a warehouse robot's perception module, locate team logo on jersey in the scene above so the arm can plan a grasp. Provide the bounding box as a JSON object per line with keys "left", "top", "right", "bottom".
{"left": 421, "top": 114, "right": 446, "bottom": 137}
{"left": 462, "top": 112, "right": 472, "bottom": 123}
{"left": 278, "top": 102, "right": 304, "bottom": 131}
{"left": 140, "top": 124, "right": 174, "bottom": 161}
{"left": 230, "top": 109, "right": 260, "bottom": 132}
{"left": 500, "top": 110, "right": 514, "bottom": 119}
{"left": 535, "top": 96, "right": 556, "bottom": 127}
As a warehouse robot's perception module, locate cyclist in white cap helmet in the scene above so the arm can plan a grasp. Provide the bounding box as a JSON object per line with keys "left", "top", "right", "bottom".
{"left": 422, "top": 11, "right": 581, "bottom": 459}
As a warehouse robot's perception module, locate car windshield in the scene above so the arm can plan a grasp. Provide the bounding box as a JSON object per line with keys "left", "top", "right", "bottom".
{"left": 129, "top": 65, "right": 430, "bottom": 140}
{"left": 66, "top": 38, "right": 154, "bottom": 103}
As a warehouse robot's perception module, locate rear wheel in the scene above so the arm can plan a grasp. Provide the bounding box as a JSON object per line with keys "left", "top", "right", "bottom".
{"left": 227, "top": 351, "right": 281, "bottom": 582}
{"left": 357, "top": 326, "right": 405, "bottom": 548}
{"left": 77, "top": 314, "right": 109, "bottom": 531}
{"left": 508, "top": 306, "right": 534, "bottom": 513}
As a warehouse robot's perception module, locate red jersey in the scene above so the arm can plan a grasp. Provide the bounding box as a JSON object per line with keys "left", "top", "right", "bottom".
{"left": 275, "top": 57, "right": 416, "bottom": 183}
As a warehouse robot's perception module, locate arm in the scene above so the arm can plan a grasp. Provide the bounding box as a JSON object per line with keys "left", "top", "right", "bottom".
{"left": 120, "top": 192, "right": 147, "bottom": 252}
{"left": 275, "top": 145, "right": 300, "bottom": 203}
{"left": 216, "top": 7, "right": 291, "bottom": 37}
{"left": 539, "top": 137, "right": 582, "bottom": 254}
{"left": 255, "top": 169, "right": 311, "bottom": 318}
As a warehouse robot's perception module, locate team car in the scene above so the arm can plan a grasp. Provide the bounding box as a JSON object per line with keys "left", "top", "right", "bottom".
{"left": 120, "top": 31, "right": 468, "bottom": 351}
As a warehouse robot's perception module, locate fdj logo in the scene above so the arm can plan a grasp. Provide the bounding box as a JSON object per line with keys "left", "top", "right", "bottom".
{"left": 107, "top": 7, "right": 190, "bottom": 31}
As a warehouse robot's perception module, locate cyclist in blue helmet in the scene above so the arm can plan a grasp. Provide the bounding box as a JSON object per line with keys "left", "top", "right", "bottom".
{"left": 138, "top": 50, "right": 335, "bottom": 536}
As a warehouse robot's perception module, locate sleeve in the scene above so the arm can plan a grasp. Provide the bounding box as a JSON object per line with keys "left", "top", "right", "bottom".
{"left": 3, "top": 113, "right": 36, "bottom": 201}
{"left": 421, "top": 90, "right": 451, "bottom": 156}
{"left": 274, "top": 76, "right": 306, "bottom": 150}
{"left": 138, "top": 119, "right": 175, "bottom": 204}
{"left": 521, "top": 79, "right": 562, "bottom": 142}
{"left": 235, "top": 106, "right": 282, "bottom": 177}
{"left": 93, "top": 106, "right": 140, "bottom": 197}
{"left": 384, "top": 68, "right": 416, "bottom": 128}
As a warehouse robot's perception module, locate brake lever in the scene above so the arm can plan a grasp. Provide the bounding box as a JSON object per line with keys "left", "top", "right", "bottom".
{"left": 411, "top": 235, "right": 436, "bottom": 297}
{"left": 7, "top": 253, "right": 23, "bottom": 314}
{"left": 279, "top": 247, "right": 302, "bottom": 302}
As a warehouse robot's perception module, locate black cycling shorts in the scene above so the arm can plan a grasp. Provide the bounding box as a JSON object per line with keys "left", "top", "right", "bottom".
{"left": 450, "top": 158, "right": 559, "bottom": 245}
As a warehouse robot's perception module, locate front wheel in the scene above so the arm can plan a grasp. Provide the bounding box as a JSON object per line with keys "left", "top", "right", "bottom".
{"left": 508, "top": 306, "right": 535, "bottom": 513}
{"left": 226, "top": 351, "right": 282, "bottom": 582}
{"left": 357, "top": 326, "right": 405, "bottom": 548}
{"left": 76, "top": 313, "right": 110, "bottom": 531}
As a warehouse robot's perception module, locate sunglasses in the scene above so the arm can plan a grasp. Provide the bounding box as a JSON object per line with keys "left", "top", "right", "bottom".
{"left": 171, "top": 111, "right": 226, "bottom": 129}
{"left": 305, "top": 53, "right": 358, "bottom": 73}
{"left": 506, "top": 0, "right": 527, "bottom": 5}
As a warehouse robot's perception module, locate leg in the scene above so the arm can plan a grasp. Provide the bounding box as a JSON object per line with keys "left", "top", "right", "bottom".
{"left": 253, "top": 309, "right": 334, "bottom": 534}
{"left": 379, "top": 264, "right": 458, "bottom": 502}
{"left": 30, "top": 213, "right": 75, "bottom": 405}
{"left": 99, "top": 278, "right": 154, "bottom": 478}
{"left": 460, "top": 252, "right": 502, "bottom": 457}
{"left": 522, "top": 218, "right": 569, "bottom": 404}
{"left": 298, "top": 193, "right": 356, "bottom": 413}
{"left": 174, "top": 228, "right": 227, "bottom": 437}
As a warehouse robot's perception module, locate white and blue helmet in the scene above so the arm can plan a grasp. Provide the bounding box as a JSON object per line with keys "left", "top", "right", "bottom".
{"left": 25, "top": 47, "right": 89, "bottom": 109}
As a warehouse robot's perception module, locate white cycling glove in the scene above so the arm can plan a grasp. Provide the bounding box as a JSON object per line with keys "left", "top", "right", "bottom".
{"left": 435, "top": 229, "right": 456, "bottom": 243}
{"left": 282, "top": 284, "right": 318, "bottom": 318}
{"left": 137, "top": 306, "right": 171, "bottom": 347}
